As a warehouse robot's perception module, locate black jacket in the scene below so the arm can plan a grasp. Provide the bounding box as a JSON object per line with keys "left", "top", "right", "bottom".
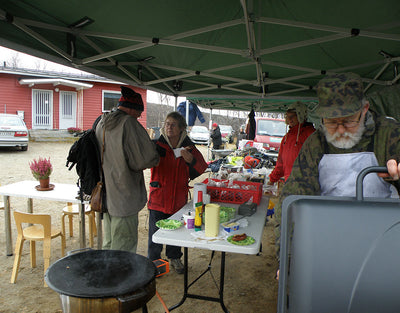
{"left": 210, "top": 126, "right": 223, "bottom": 147}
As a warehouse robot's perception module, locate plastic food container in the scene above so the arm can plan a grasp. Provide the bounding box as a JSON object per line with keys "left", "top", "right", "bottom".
{"left": 219, "top": 206, "right": 236, "bottom": 223}
{"left": 222, "top": 222, "right": 239, "bottom": 232}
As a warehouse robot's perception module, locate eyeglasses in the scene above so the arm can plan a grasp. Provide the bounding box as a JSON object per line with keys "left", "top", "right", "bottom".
{"left": 285, "top": 113, "right": 297, "bottom": 119}
{"left": 164, "top": 122, "right": 178, "bottom": 128}
{"left": 323, "top": 113, "right": 362, "bottom": 130}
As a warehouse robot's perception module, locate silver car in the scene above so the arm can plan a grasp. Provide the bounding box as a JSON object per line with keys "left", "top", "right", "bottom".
{"left": 189, "top": 125, "right": 210, "bottom": 145}
{"left": 219, "top": 125, "right": 234, "bottom": 143}
{"left": 0, "top": 114, "right": 29, "bottom": 151}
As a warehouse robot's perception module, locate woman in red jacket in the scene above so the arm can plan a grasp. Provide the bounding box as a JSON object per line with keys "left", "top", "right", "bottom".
{"left": 268, "top": 101, "right": 315, "bottom": 185}
{"left": 147, "top": 112, "right": 207, "bottom": 274}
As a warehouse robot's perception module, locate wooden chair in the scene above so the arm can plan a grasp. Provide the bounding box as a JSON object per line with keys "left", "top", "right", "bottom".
{"left": 11, "top": 211, "right": 65, "bottom": 286}
{"left": 61, "top": 203, "right": 97, "bottom": 247}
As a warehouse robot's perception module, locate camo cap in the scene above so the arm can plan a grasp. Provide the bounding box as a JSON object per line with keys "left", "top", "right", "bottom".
{"left": 315, "top": 72, "right": 364, "bottom": 118}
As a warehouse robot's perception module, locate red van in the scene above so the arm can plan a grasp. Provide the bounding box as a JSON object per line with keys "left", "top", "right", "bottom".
{"left": 254, "top": 117, "right": 286, "bottom": 153}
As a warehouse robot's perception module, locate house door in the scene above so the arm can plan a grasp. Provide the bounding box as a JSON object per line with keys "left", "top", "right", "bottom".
{"left": 32, "top": 89, "right": 53, "bottom": 129}
{"left": 59, "top": 91, "right": 77, "bottom": 129}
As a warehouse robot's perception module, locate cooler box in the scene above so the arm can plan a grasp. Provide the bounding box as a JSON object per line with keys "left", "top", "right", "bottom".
{"left": 278, "top": 166, "right": 400, "bottom": 313}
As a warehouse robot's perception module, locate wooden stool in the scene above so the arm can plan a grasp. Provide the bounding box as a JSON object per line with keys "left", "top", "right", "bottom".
{"left": 61, "top": 203, "right": 97, "bottom": 247}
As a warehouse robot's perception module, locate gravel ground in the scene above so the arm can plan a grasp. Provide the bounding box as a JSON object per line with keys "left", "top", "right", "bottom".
{"left": 0, "top": 141, "right": 279, "bottom": 313}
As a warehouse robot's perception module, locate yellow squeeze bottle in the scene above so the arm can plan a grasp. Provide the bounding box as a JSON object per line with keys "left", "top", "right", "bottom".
{"left": 194, "top": 191, "right": 203, "bottom": 231}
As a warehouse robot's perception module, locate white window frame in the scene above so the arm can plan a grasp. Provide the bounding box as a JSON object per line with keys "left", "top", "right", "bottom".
{"left": 32, "top": 89, "right": 53, "bottom": 129}
{"left": 102, "top": 90, "right": 121, "bottom": 112}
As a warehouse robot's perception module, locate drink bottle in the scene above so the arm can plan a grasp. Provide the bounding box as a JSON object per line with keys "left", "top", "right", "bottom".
{"left": 194, "top": 191, "right": 203, "bottom": 231}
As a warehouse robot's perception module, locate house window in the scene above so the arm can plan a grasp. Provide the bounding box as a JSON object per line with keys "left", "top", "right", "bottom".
{"left": 102, "top": 90, "right": 121, "bottom": 112}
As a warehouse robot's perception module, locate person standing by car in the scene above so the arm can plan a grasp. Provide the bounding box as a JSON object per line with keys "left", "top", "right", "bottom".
{"left": 95, "top": 86, "right": 159, "bottom": 253}
{"left": 267, "top": 101, "right": 315, "bottom": 185}
{"left": 210, "top": 122, "right": 223, "bottom": 159}
{"left": 236, "top": 125, "right": 247, "bottom": 149}
{"left": 147, "top": 112, "right": 207, "bottom": 274}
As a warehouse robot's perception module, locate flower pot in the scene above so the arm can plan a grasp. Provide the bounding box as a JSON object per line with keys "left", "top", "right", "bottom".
{"left": 39, "top": 178, "right": 50, "bottom": 189}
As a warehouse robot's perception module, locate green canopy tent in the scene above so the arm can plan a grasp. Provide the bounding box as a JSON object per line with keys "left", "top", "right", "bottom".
{"left": 0, "top": 0, "right": 399, "bottom": 116}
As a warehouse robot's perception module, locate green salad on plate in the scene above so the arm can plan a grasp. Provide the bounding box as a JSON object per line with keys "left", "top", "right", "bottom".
{"left": 156, "top": 219, "right": 183, "bottom": 230}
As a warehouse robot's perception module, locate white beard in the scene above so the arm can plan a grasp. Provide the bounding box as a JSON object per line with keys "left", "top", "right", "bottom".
{"left": 322, "top": 119, "right": 365, "bottom": 149}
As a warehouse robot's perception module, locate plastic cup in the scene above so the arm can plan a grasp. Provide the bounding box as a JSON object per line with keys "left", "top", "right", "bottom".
{"left": 183, "top": 214, "right": 195, "bottom": 229}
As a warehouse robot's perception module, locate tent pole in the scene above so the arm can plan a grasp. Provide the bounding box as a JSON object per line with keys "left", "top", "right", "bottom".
{"left": 186, "top": 99, "right": 189, "bottom": 127}
{"left": 174, "top": 96, "right": 177, "bottom": 111}
{"left": 208, "top": 108, "right": 213, "bottom": 162}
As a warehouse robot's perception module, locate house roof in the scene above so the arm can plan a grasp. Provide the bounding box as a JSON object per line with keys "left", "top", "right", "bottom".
{"left": 0, "top": 66, "right": 121, "bottom": 85}
{"left": 19, "top": 78, "right": 93, "bottom": 90}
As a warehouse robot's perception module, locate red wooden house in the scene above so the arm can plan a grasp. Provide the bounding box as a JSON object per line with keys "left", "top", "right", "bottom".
{"left": 0, "top": 67, "right": 148, "bottom": 130}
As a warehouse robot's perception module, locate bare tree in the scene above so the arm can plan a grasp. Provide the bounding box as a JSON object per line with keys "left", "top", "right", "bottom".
{"left": 9, "top": 52, "right": 20, "bottom": 68}
{"left": 34, "top": 59, "right": 48, "bottom": 71}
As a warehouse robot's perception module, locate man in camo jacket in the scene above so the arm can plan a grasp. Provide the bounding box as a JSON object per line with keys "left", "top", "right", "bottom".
{"left": 275, "top": 72, "right": 400, "bottom": 279}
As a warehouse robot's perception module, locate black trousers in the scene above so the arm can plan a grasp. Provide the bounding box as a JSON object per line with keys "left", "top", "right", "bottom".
{"left": 147, "top": 209, "right": 183, "bottom": 261}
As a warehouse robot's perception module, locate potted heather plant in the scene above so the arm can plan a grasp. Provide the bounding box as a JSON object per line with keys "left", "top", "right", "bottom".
{"left": 67, "top": 127, "right": 82, "bottom": 135}
{"left": 29, "top": 157, "right": 53, "bottom": 189}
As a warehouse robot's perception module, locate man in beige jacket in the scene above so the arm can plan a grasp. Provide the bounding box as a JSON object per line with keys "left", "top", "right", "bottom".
{"left": 96, "top": 86, "right": 159, "bottom": 252}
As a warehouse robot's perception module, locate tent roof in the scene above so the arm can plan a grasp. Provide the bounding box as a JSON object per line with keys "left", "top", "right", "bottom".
{"left": 0, "top": 0, "right": 399, "bottom": 112}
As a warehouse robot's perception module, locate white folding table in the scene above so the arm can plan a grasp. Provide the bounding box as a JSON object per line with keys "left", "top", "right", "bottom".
{"left": 152, "top": 195, "right": 269, "bottom": 312}
{"left": 0, "top": 180, "right": 91, "bottom": 256}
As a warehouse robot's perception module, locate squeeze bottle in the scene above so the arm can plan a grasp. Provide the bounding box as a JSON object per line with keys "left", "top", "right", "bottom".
{"left": 194, "top": 191, "right": 203, "bottom": 231}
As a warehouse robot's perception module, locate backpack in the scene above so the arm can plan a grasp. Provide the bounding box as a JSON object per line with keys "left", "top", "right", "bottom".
{"left": 66, "top": 116, "right": 103, "bottom": 196}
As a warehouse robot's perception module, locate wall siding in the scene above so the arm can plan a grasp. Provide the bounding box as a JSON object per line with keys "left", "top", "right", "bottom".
{"left": 0, "top": 72, "right": 148, "bottom": 129}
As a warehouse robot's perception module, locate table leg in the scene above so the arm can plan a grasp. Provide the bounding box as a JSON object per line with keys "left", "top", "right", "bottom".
{"left": 168, "top": 249, "right": 229, "bottom": 312}
{"left": 4, "top": 196, "right": 13, "bottom": 256}
{"left": 219, "top": 252, "right": 229, "bottom": 313}
{"left": 26, "top": 198, "right": 34, "bottom": 227}
{"left": 27, "top": 198, "right": 33, "bottom": 213}
{"left": 168, "top": 247, "right": 189, "bottom": 311}
{"left": 79, "top": 203, "right": 86, "bottom": 248}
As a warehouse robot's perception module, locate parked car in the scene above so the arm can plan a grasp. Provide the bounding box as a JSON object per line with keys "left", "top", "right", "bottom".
{"left": 254, "top": 117, "right": 286, "bottom": 153}
{"left": 219, "top": 125, "right": 234, "bottom": 143}
{"left": 189, "top": 125, "right": 210, "bottom": 145}
{"left": 0, "top": 114, "right": 29, "bottom": 151}
{"left": 150, "top": 126, "right": 161, "bottom": 140}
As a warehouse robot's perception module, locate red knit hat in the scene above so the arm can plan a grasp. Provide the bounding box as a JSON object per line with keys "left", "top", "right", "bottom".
{"left": 212, "top": 123, "right": 218, "bottom": 128}
{"left": 118, "top": 86, "right": 144, "bottom": 111}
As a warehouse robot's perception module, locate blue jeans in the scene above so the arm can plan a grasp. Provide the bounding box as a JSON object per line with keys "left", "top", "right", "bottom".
{"left": 147, "top": 209, "right": 182, "bottom": 261}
